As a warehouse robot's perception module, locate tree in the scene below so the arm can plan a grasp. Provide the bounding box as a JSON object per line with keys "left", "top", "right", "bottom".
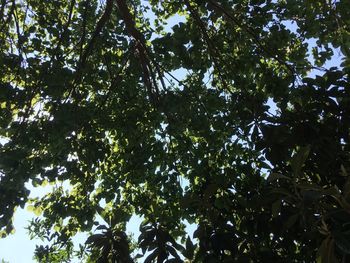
{"left": 0, "top": 0, "right": 350, "bottom": 261}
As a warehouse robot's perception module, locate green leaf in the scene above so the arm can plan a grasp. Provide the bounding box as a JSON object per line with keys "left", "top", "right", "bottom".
{"left": 334, "top": 234, "right": 350, "bottom": 255}
{"left": 284, "top": 214, "right": 299, "bottom": 230}
{"left": 267, "top": 173, "right": 291, "bottom": 182}
{"left": 271, "top": 200, "right": 281, "bottom": 218}
{"left": 184, "top": 236, "right": 196, "bottom": 260}
{"left": 144, "top": 248, "right": 159, "bottom": 263}
{"left": 291, "top": 145, "right": 311, "bottom": 177}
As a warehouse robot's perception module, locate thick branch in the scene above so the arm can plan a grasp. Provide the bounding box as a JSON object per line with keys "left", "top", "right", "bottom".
{"left": 79, "top": 0, "right": 114, "bottom": 69}
{"left": 115, "top": 0, "right": 160, "bottom": 105}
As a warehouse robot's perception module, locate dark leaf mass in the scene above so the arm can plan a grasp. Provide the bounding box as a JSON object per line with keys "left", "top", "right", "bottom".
{"left": 0, "top": 0, "right": 350, "bottom": 262}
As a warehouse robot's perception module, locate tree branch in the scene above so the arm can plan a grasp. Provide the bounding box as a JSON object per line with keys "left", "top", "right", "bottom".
{"left": 115, "top": 0, "right": 161, "bottom": 106}
{"left": 79, "top": 0, "right": 114, "bottom": 69}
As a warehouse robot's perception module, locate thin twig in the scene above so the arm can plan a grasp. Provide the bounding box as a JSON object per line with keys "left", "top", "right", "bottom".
{"left": 53, "top": 0, "right": 76, "bottom": 60}
{"left": 66, "top": 0, "right": 114, "bottom": 102}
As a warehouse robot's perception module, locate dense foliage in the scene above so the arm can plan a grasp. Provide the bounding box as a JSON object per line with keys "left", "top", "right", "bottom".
{"left": 1, "top": 0, "right": 350, "bottom": 262}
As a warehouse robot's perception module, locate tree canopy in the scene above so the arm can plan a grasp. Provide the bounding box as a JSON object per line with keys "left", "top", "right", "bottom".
{"left": 1, "top": 0, "right": 350, "bottom": 262}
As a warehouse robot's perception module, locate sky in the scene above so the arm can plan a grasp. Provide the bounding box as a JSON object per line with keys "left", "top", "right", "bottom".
{"left": 0, "top": 2, "right": 345, "bottom": 262}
